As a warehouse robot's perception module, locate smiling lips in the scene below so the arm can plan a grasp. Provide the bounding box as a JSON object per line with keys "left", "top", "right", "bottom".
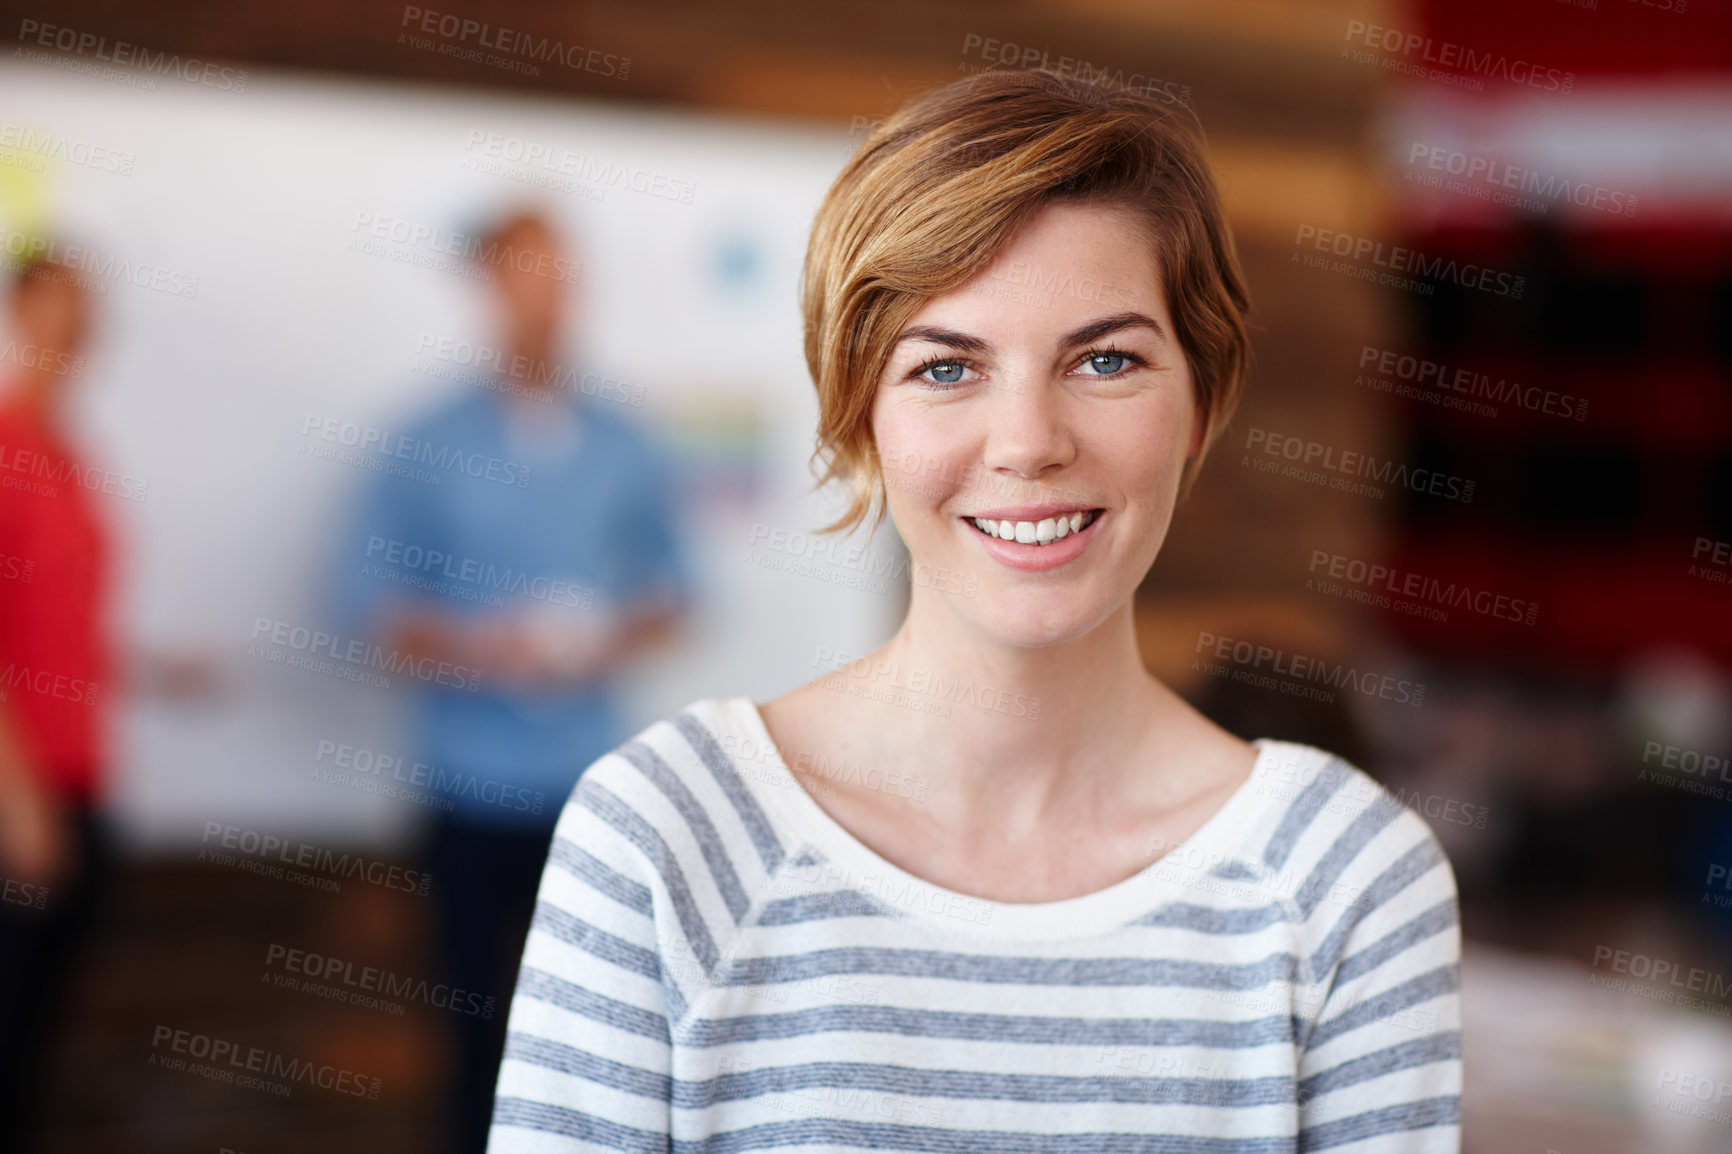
{"left": 969, "top": 510, "right": 1101, "bottom": 546}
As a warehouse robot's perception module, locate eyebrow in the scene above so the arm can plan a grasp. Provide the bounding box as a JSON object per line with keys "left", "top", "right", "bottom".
{"left": 893, "top": 326, "right": 991, "bottom": 355}
{"left": 1062, "top": 312, "right": 1165, "bottom": 348}
{"left": 892, "top": 312, "right": 1165, "bottom": 357}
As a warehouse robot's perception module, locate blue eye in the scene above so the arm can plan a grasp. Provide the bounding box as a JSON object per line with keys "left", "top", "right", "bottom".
{"left": 1086, "top": 353, "right": 1127, "bottom": 375}
{"left": 923, "top": 361, "right": 965, "bottom": 384}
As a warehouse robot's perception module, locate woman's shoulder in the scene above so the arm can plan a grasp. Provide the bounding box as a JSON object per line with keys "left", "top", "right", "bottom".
{"left": 557, "top": 696, "right": 792, "bottom": 875}
{"left": 1242, "top": 738, "right": 1458, "bottom": 903}
{"left": 567, "top": 695, "right": 753, "bottom": 796}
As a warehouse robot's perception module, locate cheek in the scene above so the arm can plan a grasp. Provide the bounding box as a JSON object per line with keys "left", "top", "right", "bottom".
{"left": 1097, "top": 391, "right": 1193, "bottom": 492}
{"left": 872, "top": 396, "right": 968, "bottom": 503}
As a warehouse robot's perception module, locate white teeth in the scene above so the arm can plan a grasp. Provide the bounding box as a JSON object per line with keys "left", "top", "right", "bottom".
{"left": 971, "top": 511, "right": 1096, "bottom": 544}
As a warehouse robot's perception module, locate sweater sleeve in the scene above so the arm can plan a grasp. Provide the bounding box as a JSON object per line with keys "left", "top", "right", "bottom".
{"left": 488, "top": 759, "right": 680, "bottom": 1152}
{"left": 490, "top": 705, "right": 792, "bottom": 1151}
{"left": 1295, "top": 802, "right": 1463, "bottom": 1153}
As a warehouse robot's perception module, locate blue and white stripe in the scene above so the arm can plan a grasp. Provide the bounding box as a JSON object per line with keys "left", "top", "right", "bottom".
{"left": 490, "top": 697, "right": 1461, "bottom": 1152}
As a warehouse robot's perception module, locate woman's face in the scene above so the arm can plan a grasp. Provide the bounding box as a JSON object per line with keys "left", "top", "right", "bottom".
{"left": 871, "top": 200, "right": 1200, "bottom": 648}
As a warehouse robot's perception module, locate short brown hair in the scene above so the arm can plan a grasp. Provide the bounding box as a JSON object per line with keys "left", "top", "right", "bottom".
{"left": 801, "top": 68, "right": 1251, "bottom": 534}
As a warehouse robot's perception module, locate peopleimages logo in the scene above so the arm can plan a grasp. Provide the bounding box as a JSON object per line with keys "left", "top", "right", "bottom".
{"left": 1357, "top": 345, "right": 1588, "bottom": 423}
{"left": 150, "top": 1024, "right": 380, "bottom": 1099}
{"left": 398, "top": 6, "right": 629, "bottom": 80}
{"left": 814, "top": 646, "right": 1041, "bottom": 719}
{"left": 199, "top": 821, "right": 433, "bottom": 896}
{"left": 0, "top": 228, "right": 199, "bottom": 300}
{"left": 1294, "top": 225, "right": 1525, "bottom": 299}
{"left": 1704, "top": 863, "right": 1732, "bottom": 910}
{"left": 0, "top": 123, "right": 135, "bottom": 176}
{"left": 1194, "top": 631, "right": 1426, "bottom": 707}
{"left": 0, "top": 435, "right": 149, "bottom": 502}
{"left": 348, "top": 212, "right": 583, "bottom": 284}
{"left": 1243, "top": 428, "right": 1475, "bottom": 504}
{"left": 745, "top": 523, "right": 979, "bottom": 600}
{"left": 1690, "top": 537, "right": 1731, "bottom": 587}
{"left": 414, "top": 334, "right": 644, "bottom": 406}
{"left": 15, "top": 19, "right": 250, "bottom": 91}
{"left": 0, "top": 335, "right": 84, "bottom": 379}
{"left": 987, "top": 257, "right": 1139, "bottom": 311}
{"left": 313, "top": 739, "right": 546, "bottom": 816}
{"left": 363, "top": 535, "right": 596, "bottom": 609}
{"left": 0, "top": 661, "right": 99, "bottom": 705}
{"left": 1392, "top": 788, "right": 1489, "bottom": 831}
{"left": 2, "top": 872, "right": 47, "bottom": 910}
{"left": 1642, "top": 740, "right": 1732, "bottom": 785}
{"left": 1307, "top": 549, "right": 1539, "bottom": 627}
{"left": 249, "top": 616, "right": 483, "bottom": 691}
{"left": 299, "top": 412, "right": 534, "bottom": 489}
{"left": 461, "top": 131, "right": 694, "bottom": 205}
{"left": 1591, "top": 945, "right": 1732, "bottom": 1003}
{"left": 1404, "top": 143, "right": 1637, "bottom": 219}
{"left": 1653, "top": 1070, "right": 1732, "bottom": 1126}
{"left": 264, "top": 943, "right": 496, "bottom": 1019}
{"left": 958, "top": 34, "right": 1191, "bottom": 106}
{"left": 1342, "top": 20, "right": 1575, "bottom": 95}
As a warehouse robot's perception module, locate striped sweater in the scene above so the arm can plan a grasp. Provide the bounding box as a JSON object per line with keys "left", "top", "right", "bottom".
{"left": 489, "top": 696, "right": 1461, "bottom": 1152}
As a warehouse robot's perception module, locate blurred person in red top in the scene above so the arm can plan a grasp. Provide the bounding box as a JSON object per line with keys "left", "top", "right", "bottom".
{"left": 0, "top": 255, "right": 113, "bottom": 1148}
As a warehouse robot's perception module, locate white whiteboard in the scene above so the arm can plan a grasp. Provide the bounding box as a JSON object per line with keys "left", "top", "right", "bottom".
{"left": 0, "top": 60, "right": 901, "bottom": 850}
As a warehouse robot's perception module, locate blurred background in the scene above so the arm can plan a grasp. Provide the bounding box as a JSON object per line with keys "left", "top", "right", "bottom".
{"left": 0, "top": 0, "right": 1726, "bottom": 1151}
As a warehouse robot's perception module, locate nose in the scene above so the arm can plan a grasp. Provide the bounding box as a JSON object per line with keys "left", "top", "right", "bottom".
{"left": 979, "top": 375, "right": 1076, "bottom": 482}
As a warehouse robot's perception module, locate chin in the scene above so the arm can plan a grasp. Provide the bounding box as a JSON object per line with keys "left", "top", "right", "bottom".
{"left": 965, "top": 585, "right": 1118, "bottom": 650}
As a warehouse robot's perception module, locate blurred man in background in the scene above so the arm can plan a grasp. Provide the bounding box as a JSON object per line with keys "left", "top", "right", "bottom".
{"left": 0, "top": 257, "right": 113, "bottom": 1148}
{"left": 337, "top": 207, "right": 687, "bottom": 1154}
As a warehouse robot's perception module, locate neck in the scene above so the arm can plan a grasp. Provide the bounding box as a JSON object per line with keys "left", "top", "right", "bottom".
{"left": 514, "top": 336, "right": 550, "bottom": 365}
{"left": 869, "top": 588, "right": 1168, "bottom": 817}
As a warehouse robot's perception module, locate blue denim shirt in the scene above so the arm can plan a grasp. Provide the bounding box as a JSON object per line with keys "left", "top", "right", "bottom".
{"left": 332, "top": 386, "right": 687, "bottom": 825}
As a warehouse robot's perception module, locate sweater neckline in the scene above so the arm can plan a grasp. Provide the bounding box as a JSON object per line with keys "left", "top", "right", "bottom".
{"left": 717, "top": 696, "right": 1277, "bottom": 942}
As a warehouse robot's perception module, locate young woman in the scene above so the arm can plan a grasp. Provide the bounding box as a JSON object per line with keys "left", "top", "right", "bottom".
{"left": 489, "top": 68, "right": 1461, "bottom": 1152}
